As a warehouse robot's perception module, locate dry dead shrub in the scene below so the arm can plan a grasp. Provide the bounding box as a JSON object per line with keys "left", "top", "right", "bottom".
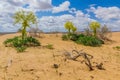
{"left": 28, "top": 27, "right": 44, "bottom": 38}
{"left": 98, "top": 25, "right": 112, "bottom": 41}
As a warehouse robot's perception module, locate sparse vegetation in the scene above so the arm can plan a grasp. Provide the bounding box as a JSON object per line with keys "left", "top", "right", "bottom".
{"left": 45, "top": 44, "right": 54, "bottom": 49}
{"left": 64, "top": 21, "right": 77, "bottom": 39}
{"left": 84, "top": 28, "right": 92, "bottom": 36}
{"left": 62, "top": 21, "right": 104, "bottom": 47}
{"left": 62, "top": 34, "right": 69, "bottom": 40}
{"left": 64, "top": 21, "right": 77, "bottom": 34}
{"left": 75, "top": 35, "right": 104, "bottom": 47}
{"left": 113, "top": 46, "right": 120, "bottom": 50}
{"left": 3, "top": 10, "right": 41, "bottom": 52}
{"left": 89, "top": 21, "right": 100, "bottom": 37}
{"left": 28, "top": 27, "right": 44, "bottom": 38}
{"left": 4, "top": 36, "right": 40, "bottom": 52}
{"left": 98, "top": 25, "right": 112, "bottom": 41}
{"left": 13, "top": 10, "right": 37, "bottom": 40}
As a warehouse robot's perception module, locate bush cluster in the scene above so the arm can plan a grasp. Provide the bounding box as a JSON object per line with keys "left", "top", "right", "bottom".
{"left": 62, "top": 34, "right": 104, "bottom": 47}
{"left": 75, "top": 34, "right": 104, "bottom": 47}
{"left": 4, "top": 36, "right": 40, "bottom": 52}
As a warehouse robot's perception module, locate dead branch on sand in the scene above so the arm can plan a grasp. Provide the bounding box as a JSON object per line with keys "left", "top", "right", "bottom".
{"left": 63, "top": 49, "right": 105, "bottom": 71}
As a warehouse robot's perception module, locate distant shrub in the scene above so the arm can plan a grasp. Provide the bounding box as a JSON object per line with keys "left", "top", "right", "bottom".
{"left": 25, "top": 36, "right": 40, "bottom": 46}
{"left": 98, "top": 25, "right": 111, "bottom": 41}
{"left": 28, "top": 27, "right": 44, "bottom": 38}
{"left": 84, "top": 28, "right": 92, "bottom": 36}
{"left": 4, "top": 36, "right": 40, "bottom": 52}
{"left": 45, "top": 44, "right": 54, "bottom": 49}
{"left": 113, "top": 46, "right": 120, "bottom": 50}
{"left": 89, "top": 21, "right": 100, "bottom": 37}
{"left": 75, "top": 35, "right": 104, "bottom": 47}
{"left": 62, "top": 34, "right": 69, "bottom": 40}
{"left": 62, "top": 33, "right": 104, "bottom": 47}
{"left": 70, "top": 34, "right": 79, "bottom": 41}
{"left": 16, "top": 46, "right": 27, "bottom": 52}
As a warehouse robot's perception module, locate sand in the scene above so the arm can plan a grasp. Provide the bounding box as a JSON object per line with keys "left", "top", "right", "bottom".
{"left": 0, "top": 32, "right": 120, "bottom": 80}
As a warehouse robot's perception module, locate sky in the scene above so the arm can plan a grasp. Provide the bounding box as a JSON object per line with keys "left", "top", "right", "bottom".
{"left": 0, "top": 0, "right": 120, "bottom": 32}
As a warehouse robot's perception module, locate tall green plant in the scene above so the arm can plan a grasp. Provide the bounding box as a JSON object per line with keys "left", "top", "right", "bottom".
{"left": 64, "top": 21, "right": 77, "bottom": 34}
{"left": 13, "top": 10, "right": 37, "bottom": 40}
{"left": 90, "top": 21, "right": 100, "bottom": 37}
{"left": 71, "top": 26, "right": 77, "bottom": 33}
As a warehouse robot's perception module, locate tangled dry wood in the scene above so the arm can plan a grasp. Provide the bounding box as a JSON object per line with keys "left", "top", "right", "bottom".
{"left": 63, "top": 49, "right": 105, "bottom": 71}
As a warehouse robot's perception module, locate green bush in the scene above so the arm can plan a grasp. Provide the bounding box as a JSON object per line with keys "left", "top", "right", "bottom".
{"left": 70, "top": 34, "right": 79, "bottom": 41}
{"left": 113, "top": 46, "right": 120, "bottom": 50}
{"left": 62, "top": 34, "right": 69, "bottom": 40}
{"left": 62, "top": 34, "right": 80, "bottom": 41}
{"left": 4, "top": 36, "right": 40, "bottom": 52}
{"left": 76, "top": 35, "right": 104, "bottom": 47}
{"left": 45, "top": 44, "right": 54, "bottom": 49}
{"left": 16, "top": 46, "right": 27, "bottom": 52}
{"left": 24, "top": 37, "right": 40, "bottom": 46}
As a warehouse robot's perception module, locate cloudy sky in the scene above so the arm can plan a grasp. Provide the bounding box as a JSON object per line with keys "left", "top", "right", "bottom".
{"left": 0, "top": 0, "right": 120, "bottom": 32}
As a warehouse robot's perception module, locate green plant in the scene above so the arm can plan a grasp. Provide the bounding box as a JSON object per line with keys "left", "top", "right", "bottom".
{"left": 113, "top": 46, "right": 120, "bottom": 50}
{"left": 16, "top": 46, "right": 27, "bottom": 52}
{"left": 64, "top": 21, "right": 77, "bottom": 35}
{"left": 13, "top": 10, "right": 37, "bottom": 40}
{"left": 70, "top": 34, "right": 79, "bottom": 41}
{"left": 25, "top": 36, "right": 40, "bottom": 46}
{"left": 75, "top": 35, "right": 104, "bottom": 47}
{"left": 90, "top": 21, "right": 100, "bottom": 37}
{"left": 71, "top": 26, "right": 77, "bottom": 33}
{"left": 62, "top": 34, "right": 69, "bottom": 40}
{"left": 4, "top": 36, "right": 40, "bottom": 52}
{"left": 45, "top": 44, "right": 54, "bottom": 49}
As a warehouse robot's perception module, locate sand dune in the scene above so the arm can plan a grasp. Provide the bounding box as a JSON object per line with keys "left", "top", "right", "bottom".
{"left": 0, "top": 32, "right": 120, "bottom": 80}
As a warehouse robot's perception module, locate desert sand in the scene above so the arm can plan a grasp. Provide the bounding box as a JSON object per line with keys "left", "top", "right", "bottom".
{"left": 0, "top": 32, "right": 120, "bottom": 80}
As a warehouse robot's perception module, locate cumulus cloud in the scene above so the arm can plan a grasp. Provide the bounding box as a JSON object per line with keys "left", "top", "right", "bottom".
{"left": 89, "top": 6, "right": 120, "bottom": 21}
{"left": 27, "top": 0, "right": 52, "bottom": 11}
{"left": 87, "top": 6, "right": 120, "bottom": 31}
{"left": 38, "top": 10, "right": 94, "bottom": 32}
{"left": 52, "top": 1, "right": 70, "bottom": 13}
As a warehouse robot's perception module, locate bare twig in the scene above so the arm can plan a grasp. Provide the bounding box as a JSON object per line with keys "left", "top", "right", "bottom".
{"left": 63, "top": 49, "right": 106, "bottom": 71}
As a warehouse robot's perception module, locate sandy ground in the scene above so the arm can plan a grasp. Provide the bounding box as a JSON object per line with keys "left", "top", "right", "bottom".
{"left": 0, "top": 32, "right": 120, "bottom": 80}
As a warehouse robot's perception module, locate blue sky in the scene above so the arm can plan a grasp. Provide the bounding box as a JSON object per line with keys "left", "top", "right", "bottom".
{"left": 0, "top": 0, "right": 120, "bottom": 32}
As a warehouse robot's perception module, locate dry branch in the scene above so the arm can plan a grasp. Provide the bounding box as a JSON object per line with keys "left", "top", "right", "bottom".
{"left": 63, "top": 49, "right": 94, "bottom": 70}
{"left": 63, "top": 49, "right": 105, "bottom": 71}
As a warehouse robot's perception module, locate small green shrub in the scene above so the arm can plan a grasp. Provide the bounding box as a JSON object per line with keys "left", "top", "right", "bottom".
{"left": 16, "top": 46, "right": 27, "bottom": 52}
{"left": 70, "top": 34, "right": 79, "bottom": 41}
{"left": 62, "top": 33, "right": 104, "bottom": 47}
{"left": 25, "top": 37, "right": 40, "bottom": 46}
{"left": 62, "top": 34, "right": 79, "bottom": 41}
{"left": 75, "top": 35, "right": 104, "bottom": 47}
{"left": 113, "top": 46, "right": 120, "bottom": 50}
{"left": 4, "top": 36, "right": 40, "bottom": 52}
{"left": 62, "top": 34, "right": 69, "bottom": 40}
{"left": 45, "top": 44, "right": 54, "bottom": 49}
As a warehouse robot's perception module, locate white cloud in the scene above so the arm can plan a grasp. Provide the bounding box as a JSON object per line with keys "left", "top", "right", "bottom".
{"left": 88, "top": 6, "right": 120, "bottom": 31}
{"left": 52, "top": 1, "right": 70, "bottom": 13}
{"left": 90, "top": 6, "right": 120, "bottom": 21}
{"left": 27, "top": 0, "right": 52, "bottom": 11}
{"left": 38, "top": 11, "right": 94, "bottom": 32}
